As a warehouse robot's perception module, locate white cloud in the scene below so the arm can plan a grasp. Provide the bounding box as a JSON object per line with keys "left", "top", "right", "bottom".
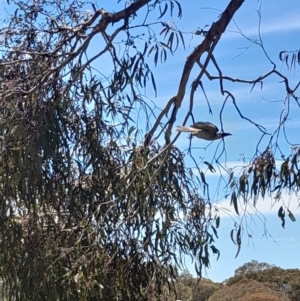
{"left": 225, "top": 13, "right": 300, "bottom": 40}
{"left": 214, "top": 191, "right": 300, "bottom": 220}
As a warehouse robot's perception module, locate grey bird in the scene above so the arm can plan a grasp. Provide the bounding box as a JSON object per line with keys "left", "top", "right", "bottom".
{"left": 175, "top": 121, "right": 232, "bottom": 141}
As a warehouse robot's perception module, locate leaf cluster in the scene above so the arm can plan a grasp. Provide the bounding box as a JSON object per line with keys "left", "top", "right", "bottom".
{"left": 0, "top": 0, "right": 220, "bottom": 300}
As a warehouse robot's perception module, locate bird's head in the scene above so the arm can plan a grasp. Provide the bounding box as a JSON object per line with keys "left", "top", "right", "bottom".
{"left": 219, "top": 132, "right": 232, "bottom": 138}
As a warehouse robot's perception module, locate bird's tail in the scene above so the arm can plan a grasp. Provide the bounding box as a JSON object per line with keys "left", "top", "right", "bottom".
{"left": 175, "top": 125, "right": 201, "bottom": 133}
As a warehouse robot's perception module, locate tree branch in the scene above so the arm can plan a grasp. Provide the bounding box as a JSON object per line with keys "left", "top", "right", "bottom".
{"left": 145, "top": 0, "right": 245, "bottom": 146}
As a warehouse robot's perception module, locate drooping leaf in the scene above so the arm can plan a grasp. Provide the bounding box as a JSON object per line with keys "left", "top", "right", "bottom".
{"left": 216, "top": 216, "right": 220, "bottom": 228}
{"left": 235, "top": 225, "right": 242, "bottom": 258}
{"left": 158, "top": 3, "right": 168, "bottom": 20}
{"left": 200, "top": 171, "right": 207, "bottom": 185}
{"left": 279, "top": 50, "right": 287, "bottom": 61}
{"left": 150, "top": 71, "right": 157, "bottom": 96}
{"left": 278, "top": 205, "right": 284, "bottom": 218}
{"left": 211, "top": 225, "right": 218, "bottom": 239}
{"left": 278, "top": 206, "right": 285, "bottom": 228}
{"left": 128, "top": 126, "right": 136, "bottom": 137}
{"left": 204, "top": 161, "right": 216, "bottom": 173}
{"left": 210, "top": 245, "right": 220, "bottom": 260}
{"left": 154, "top": 48, "right": 159, "bottom": 66}
{"left": 174, "top": 0, "right": 182, "bottom": 18}
{"left": 231, "top": 191, "right": 239, "bottom": 215}
{"left": 159, "top": 27, "right": 168, "bottom": 36}
{"left": 230, "top": 229, "right": 236, "bottom": 245}
{"left": 178, "top": 30, "right": 185, "bottom": 49}
{"left": 287, "top": 209, "right": 296, "bottom": 222}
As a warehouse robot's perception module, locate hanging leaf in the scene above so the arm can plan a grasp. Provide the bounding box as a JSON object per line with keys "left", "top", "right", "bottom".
{"left": 235, "top": 225, "right": 242, "bottom": 258}
{"left": 150, "top": 71, "right": 157, "bottom": 96}
{"left": 291, "top": 53, "right": 296, "bottom": 72}
{"left": 210, "top": 245, "right": 220, "bottom": 260}
{"left": 285, "top": 54, "right": 289, "bottom": 69}
{"left": 287, "top": 209, "right": 296, "bottom": 222}
{"left": 174, "top": 0, "right": 182, "bottom": 18}
{"left": 168, "top": 32, "right": 174, "bottom": 48}
{"left": 148, "top": 45, "right": 156, "bottom": 56}
{"left": 178, "top": 30, "right": 185, "bottom": 49}
{"left": 154, "top": 48, "right": 159, "bottom": 66}
{"left": 159, "top": 27, "right": 168, "bottom": 36}
{"left": 278, "top": 205, "right": 284, "bottom": 218}
{"left": 158, "top": 3, "right": 168, "bottom": 20}
{"left": 128, "top": 126, "right": 136, "bottom": 137}
{"left": 211, "top": 225, "right": 218, "bottom": 239}
{"left": 278, "top": 206, "right": 285, "bottom": 228}
{"left": 200, "top": 171, "right": 207, "bottom": 185}
{"left": 204, "top": 161, "right": 216, "bottom": 173}
{"left": 159, "top": 42, "right": 170, "bottom": 50}
{"left": 231, "top": 191, "right": 239, "bottom": 215}
{"left": 279, "top": 50, "right": 287, "bottom": 61}
{"left": 230, "top": 229, "right": 236, "bottom": 245}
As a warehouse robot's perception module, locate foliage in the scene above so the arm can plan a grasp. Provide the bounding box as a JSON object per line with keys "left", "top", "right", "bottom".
{"left": 172, "top": 263, "right": 299, "bottom": 301}
{"left": 239, "top": 292, "right": 289, "bottom": 301}
{"left": 279, "top": 49, "right": 300, "bottom": 73}
{"left": 174, "top": 270, "right": 220, "bottom": 301}
{"left": 207, "top": 279, "right": 288, "bottom": 301}
{"left": 233, "top": 260, "right": 275, "bottom": 276}
{"left": 0, "top": 0, "right": 245, "bottom": 299}
{"left": 226, "top": 261, "right": 300, "bottom": 301}
{"left": 0, "top": 0, "right": 299, "bottom": 300}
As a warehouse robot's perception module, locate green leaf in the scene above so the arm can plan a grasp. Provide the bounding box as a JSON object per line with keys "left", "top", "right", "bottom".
{"left": 278, "top": 206, "right": 285, "bottom": 228}
{"left": 291, "top": 53, "right": 296, "bottom": 71}
{"left": 279, "top": 50, "right": 287, "bottom": 61}
{"left": 168, "top": 31, "right": 174, "bottom": 52}
{"left": 158, "top": 3, "right": 168, "bottom": 20}
{"left": 285, "top": 54, "right": 289, "bottom": 69}
{"left": 148, "top": 45, "right": 155, "bottom": 56}
{"left": 211, "top": 225, "right": 218, "bottom": 239}
{"left": 235, "top": 225, "right": 242, "bottom": 258}
{"left": 159, "top": 27, "right": 168, "bottom": 36}
{"left": 278, "top": 205, "right": 284, "bottom": 218}
{"left": 204, "top": 161, "right": 216, "bottom": 173}
{"left": 161, "top": 48, "right": 167, "bottom": 63}
{"left": 154, "top": 48, "right": 159, "bottom": 66}
{"left": 288, "top": 209, "right": 296, "bottom": 222}
{"left": 230, "top": 229, "right": 236, "bottom": 245}
{"left": 142, "top": 42, "right": 148, "bottom": 56}
{"left": 178, "top": 30, "right": 185, "bottom": 49}
{"left": 159, "top": 42, "right": 170, "bottom": 50}
{"left": 210, "top": 245, "right": 220, "bottom": 260}
{"left": 174, "top": 0, "right": 182, "bottom": 18}
{"left": 200, "top": 171, "right": 207, "bottom": 185}
{"left": 231, "top": 191, "right": 239, "bottom": 215}
{"left": 128, "top": 126, "right": 136, "bottom": 137}
{"left": 150, "top": 71, "right": 157, "bottom": 96}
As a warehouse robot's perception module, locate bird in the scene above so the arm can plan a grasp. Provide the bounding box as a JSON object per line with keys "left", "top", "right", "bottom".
{"left": 175, "top": 121, "right": 232, "bottom": 141}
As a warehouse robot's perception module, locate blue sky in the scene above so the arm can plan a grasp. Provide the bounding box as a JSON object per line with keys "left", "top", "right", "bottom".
{"left": 78, "top": 0, "right": 300, "bottom": 282}
{"left": 34, "top": 0, "right": 300, "bottom": 282}
{"left": 1, "top": 0, "right": 299, "bottom": 283}
{"left": 129, "top": 0, "right": 300, "bottom": 282}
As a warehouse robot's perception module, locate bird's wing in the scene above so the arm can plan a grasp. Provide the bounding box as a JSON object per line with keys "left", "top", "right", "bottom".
{"left": 191, "top": 121, "right": 219, "bottom": 133}
{"left": 175, "top": 125, "right": 202, "bottom": 133}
